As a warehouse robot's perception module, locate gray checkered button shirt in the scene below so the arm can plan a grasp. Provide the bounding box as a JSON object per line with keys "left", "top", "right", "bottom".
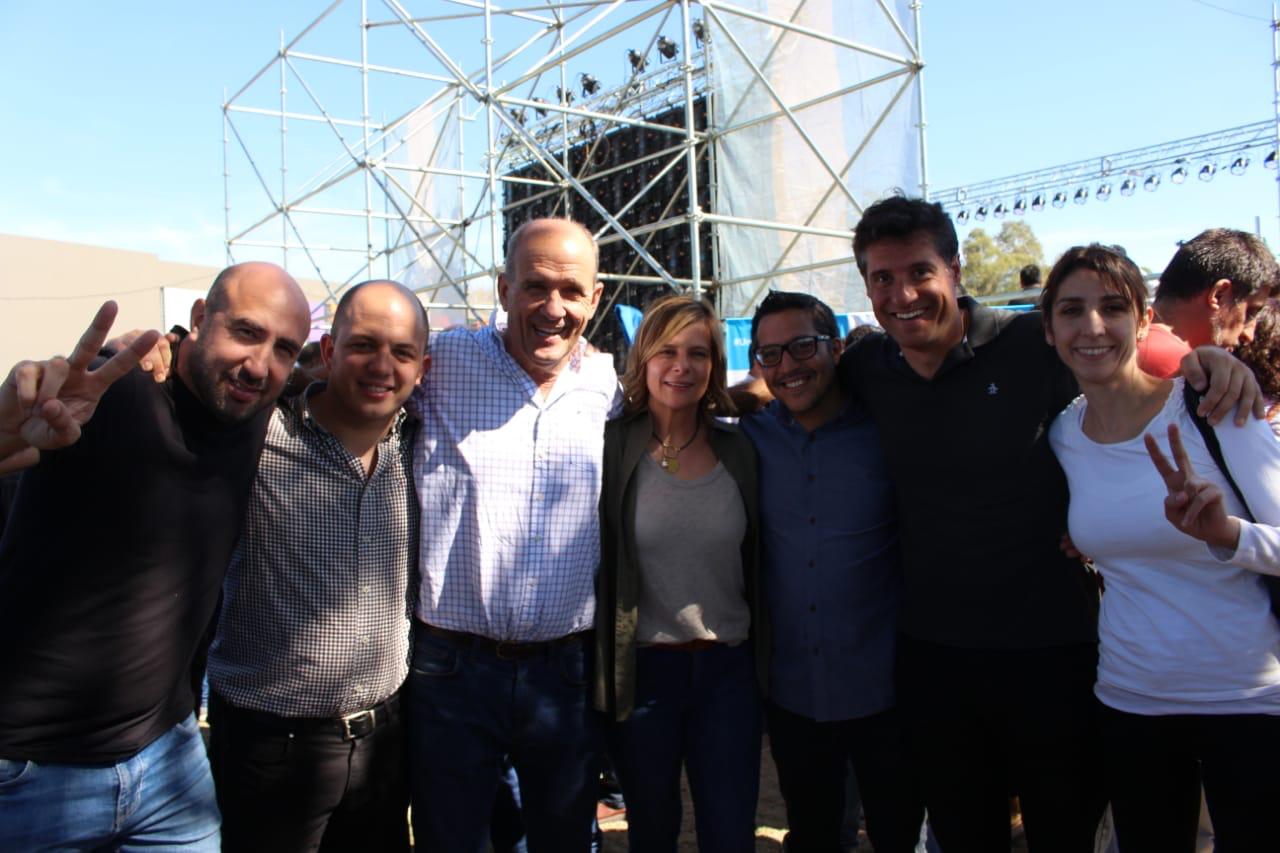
{"left": 208, "top": 388, "right": 418, "bottom": 717}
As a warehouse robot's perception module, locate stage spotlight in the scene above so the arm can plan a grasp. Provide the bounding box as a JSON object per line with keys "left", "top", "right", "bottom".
{"left": 1096, "top": 183, "right": 1112, "bottom": 201}
{"left": 627, "top": 49, "right": 647, "bottom": 72}
{"left": 1074, "top": 187, "right": 1088, "bottom": 205}
{"left": 1199, "top": 163, "right": 1216, "bottom": 182}
{"left": 580, "top": 74, "right": 600, "bottom": 97}
{"left": 692, "top": 20, "right": 708, "bottom": 46}
{"left": 956, "top": 209, "right": 970, "bottom": 224}
{"left": 1144, "top": 174, "right": 1160, "bottom": 191}
{"left": 1266, "top": 150, "right": 1279, "bottom": 169}
{"left": 974, "top": 205, "right": 988, "bottom": 221}
{"left": 1230, "top": 156, "right": 1249, "bottom": 175}
{"left": 1031, "top": 194, "right": 1046, "bottom": 212}
{"left": 994, "top": 202, "right": 1008, "bottom": 218}
{"left": 509, "top": 108, "right": 525, "bottom": 126}
{"left": 1120, "top": 177, "right": 1137, "bottom": 196}
{"left": 1170, "top": 163, "right": 1188, "bottom": 184}
{"left": 1013, "top": 198, "right": 1027, "bottom": 215}
{"left": 532, "top": 97, "right": 548, "bottom": 118}
{"left": 657, "top": 36, "right": 679, "bottom": 60}
{"left": 1051, "top": 191, "right": 1068, "bottom": 208}
{"left": 555, "top": 86, "right": 574, "bottom": 104}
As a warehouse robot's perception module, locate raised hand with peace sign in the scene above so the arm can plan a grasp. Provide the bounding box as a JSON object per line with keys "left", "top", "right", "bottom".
{"left": 0, "top": 301, "right": 160, "bottom": 468}
{"left": 1143, "top": 422, "right": 1243, "bottom": 551}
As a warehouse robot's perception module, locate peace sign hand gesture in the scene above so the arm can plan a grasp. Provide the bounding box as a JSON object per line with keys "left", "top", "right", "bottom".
{"left": 0, "top": 301, "right": 161, "bottom": 455}
{"left": 1144, "top": 423, "right": 1242, "bottom": 552}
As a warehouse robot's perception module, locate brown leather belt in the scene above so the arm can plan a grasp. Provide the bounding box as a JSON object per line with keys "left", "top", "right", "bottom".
{"left": 420, "top": 622, "right": 590, "bottom": 661}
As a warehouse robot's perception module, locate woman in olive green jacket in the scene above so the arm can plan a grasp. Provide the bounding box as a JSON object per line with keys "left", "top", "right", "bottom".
{"left": 593, "top": 295, "right": 766, "bottom": 853}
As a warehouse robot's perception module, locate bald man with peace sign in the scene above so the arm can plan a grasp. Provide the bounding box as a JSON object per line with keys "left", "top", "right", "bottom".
{"left": 0, "top": 263, "right": 311, "bottom": 852}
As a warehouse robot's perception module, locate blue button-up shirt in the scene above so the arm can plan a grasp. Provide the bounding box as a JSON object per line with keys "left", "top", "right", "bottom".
{"left": 740, "top": 399, "right": 901, "bottom": 722}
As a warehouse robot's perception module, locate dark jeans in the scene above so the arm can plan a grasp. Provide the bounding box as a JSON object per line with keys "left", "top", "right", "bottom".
{"left": 207, "top": 690, "right": 409, "bottom": 853}
{"left": 406, "top": 626, "right": 602, "bottom": 853}
{"left": 605, "top": 642, "right": 763, "bottom": 853}
{"left": 767, "top": 701, "right": 923, "bottom": 853}
{"left": 1099, "top": 703, "right": 1280, "bottom": 853}
{"left": 896, "top": 636, "right": 1105, "bottom": 853}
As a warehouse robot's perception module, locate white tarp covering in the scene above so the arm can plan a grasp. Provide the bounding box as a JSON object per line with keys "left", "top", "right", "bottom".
{"left": 387, "top": 97, "right": 479, "bottom": 328}
{"left": 708, "top": 0, "right": 921, "bottom": 316}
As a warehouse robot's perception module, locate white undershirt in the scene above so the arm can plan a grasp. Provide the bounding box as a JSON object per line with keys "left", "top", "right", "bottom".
{"left": 1049, "top": 378, "right": 1280, "bottom": 715}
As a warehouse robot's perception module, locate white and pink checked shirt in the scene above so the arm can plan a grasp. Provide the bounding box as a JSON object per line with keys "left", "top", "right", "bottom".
{"left": 410, "top": 321, "right": 620, "bottom": 642}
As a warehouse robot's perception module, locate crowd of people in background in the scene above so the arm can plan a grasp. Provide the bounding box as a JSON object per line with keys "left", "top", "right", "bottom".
{"left": 0, "top": 197, "right": 1276, "bottom": 853}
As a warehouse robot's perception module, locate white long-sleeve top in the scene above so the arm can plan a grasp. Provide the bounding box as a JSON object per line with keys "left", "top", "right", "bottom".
{"left": 1049, "top": 378, "right": 1280, "bottom": 715}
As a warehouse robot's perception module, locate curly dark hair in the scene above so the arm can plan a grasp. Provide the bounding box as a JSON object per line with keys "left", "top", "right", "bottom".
{"left": 1238, "top": 299, "right": 1280, "bottom": 400}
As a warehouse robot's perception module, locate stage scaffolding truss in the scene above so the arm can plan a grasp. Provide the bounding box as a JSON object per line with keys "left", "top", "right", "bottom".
{"left": 223, "top": 0, "right": 926, "bottom": 329}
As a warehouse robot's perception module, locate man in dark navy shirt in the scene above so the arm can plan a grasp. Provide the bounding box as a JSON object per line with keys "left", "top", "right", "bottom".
{"left": 740, "top": 290, "right": 923, "bottom": 853}
{"left": 0, "top": 263, "right": 310, "bottom": 852}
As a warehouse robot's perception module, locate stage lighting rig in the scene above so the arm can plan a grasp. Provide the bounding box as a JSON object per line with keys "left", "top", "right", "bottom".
{"left": 627, "top": 49, "right": 647, "bottom": 72}
{"left": 556, "top": 86, "right": 574, "bottom": 105}
{"left": 657, "top": 36, "right": 679, "bottom": 61}
{"left": 692, "top": 20, "right": 708, "bottom": 46}
{"left": 532, "top": 98, "right": 548, "bottom": 119}
{"left": 581, "top": 74, "right": 600, "bottom": 97}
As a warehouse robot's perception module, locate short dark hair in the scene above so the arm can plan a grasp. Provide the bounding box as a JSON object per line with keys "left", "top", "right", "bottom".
{"left": 297, "top": 341, "right": 323, "bottom": 367}
{"left": 1019, "top": 264, "right": 1042, "bottom": 288}
{"left": 1042, "top": 244, "right": 1148, "bottom": 326}
{"left": 332, "top": 279, "right": 429, "bottom": 347}
{"left": 851, "top": 195, "right": 959, "bottom": 276}
{"left": 1239, "top": 299, "right": 1280, "bottom": 400}
{"left": 749, "top": 290, "right": 840, "bottom": 356}
{"left": 1155, "top": 228, "right": 1279, "bottom": 303}
{"left": 843, "top": 324, "right": 881, "bottom": 348}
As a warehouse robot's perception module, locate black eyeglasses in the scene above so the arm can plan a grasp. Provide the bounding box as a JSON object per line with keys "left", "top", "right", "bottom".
{"left": 751, "top": 335, "right": 832, "bottom": 367}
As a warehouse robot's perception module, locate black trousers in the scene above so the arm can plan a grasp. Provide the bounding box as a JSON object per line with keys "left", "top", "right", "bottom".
{"left": 766, "top": 701, "right": 924, "bottom": 853}
{"left": 208, "top": 690, "right": 410, "bottom": 853}
{"left": 1099, "top": 703, "right": 1280, "bottom": 853}
{"left": 896, "top": 636, "right": 1106, "bottom": 853}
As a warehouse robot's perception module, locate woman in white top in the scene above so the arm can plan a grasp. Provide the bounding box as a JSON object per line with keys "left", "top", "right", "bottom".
{"left": 1042, "top": 244, "right": 1280, "bottom": 853}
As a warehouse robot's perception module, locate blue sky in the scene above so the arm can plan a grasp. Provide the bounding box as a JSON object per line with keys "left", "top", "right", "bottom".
{"left": 0, "top": 0, "right": 1273, "bottom": 282}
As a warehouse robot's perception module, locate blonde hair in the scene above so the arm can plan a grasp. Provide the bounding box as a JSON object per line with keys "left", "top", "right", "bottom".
{"left": 621, "top": 294, "right": 735, "bottom": 417}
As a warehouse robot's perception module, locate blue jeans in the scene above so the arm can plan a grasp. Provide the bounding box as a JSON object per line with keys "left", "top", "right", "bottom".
{"left": 606, "top": 643, "right": 763, "bottom": 853}
{"left": 0, "top": 713, "right": 220, "bottom": 852}
{"left": 406, "top": 628, "right": 602, "bottom": 853}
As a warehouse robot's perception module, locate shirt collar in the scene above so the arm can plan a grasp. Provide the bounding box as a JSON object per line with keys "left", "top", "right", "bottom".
{"left": 881, "top": 296, "right": 1009, "bottom": 379}
{"left": 291, "top": 381, "right": 413, "bottom": 441}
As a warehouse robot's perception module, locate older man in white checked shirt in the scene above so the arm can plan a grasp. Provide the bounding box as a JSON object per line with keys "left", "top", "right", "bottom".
{"left": 406, "top": 218, "right": 619, "bottom": 852}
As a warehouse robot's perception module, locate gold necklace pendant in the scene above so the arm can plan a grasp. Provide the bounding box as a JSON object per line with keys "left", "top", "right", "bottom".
{"left": 653, "top": 422, "right": 696, "bottom": 477}
{"left": 659, "top": 443, "right": 680, "bottom": 474}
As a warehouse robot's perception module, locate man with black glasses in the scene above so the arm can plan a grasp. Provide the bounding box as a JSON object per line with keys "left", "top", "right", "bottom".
{"left": 739, "top": 291, "right": 923, "bottom": 853}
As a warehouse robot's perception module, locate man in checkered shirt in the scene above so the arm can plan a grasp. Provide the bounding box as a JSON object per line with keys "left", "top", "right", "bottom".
{"left": 407, "top": 218, "right": 619, "bottom": 852}
{"left": 206, "top": 280, "right": 430, "bottom": 852}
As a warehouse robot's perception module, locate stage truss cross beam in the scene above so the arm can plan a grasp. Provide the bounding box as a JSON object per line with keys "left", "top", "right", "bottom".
{"left": 222, "top": 0, "right": 926, "bottom": 329}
